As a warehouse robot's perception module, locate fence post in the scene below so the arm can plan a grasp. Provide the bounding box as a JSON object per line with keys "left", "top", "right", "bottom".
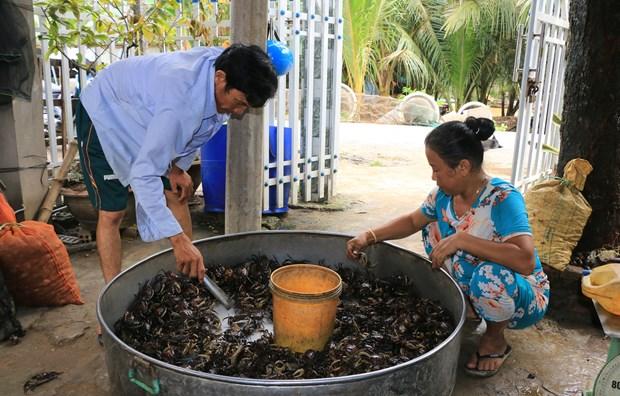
{"left": 225, "top": 0, "right": 268, "bottom": 233}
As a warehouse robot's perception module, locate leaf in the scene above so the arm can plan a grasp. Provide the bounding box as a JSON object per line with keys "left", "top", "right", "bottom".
{"left": 63, "top": 18, "right": 77, "bottom": 30}
{"left": 552, "top": 113, "right": 562, "bottom": 126}
{"left": 48, "top": 21, "right": 59, "bottom": 37}
{"left": 142, "top": 28, "right": 154, "bottom": 42}
{"left": 67, "top": 31, "right": 81, "bottom": 45}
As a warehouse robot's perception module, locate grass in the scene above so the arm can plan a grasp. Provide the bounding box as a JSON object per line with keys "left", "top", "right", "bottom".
{"left": 495, "top": 123, "right": 508, "bottom": 132}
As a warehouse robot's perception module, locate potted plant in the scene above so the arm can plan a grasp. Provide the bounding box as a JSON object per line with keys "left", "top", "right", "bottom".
{"left": 60, "top": 159, "right": 136, "bottom": 231}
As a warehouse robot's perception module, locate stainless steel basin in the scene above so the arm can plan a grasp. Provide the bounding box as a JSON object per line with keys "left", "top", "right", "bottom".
{"left": 97, "top": 231, "right": 465, "bottom": 395}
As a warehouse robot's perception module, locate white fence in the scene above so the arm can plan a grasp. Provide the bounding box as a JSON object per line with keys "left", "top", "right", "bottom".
{"left": 265, "top": 0, "right": 343, "bottom": 209}
{"left": 511, "top": 0, "right": 569, "bottom": 191}
{"left": 36, "top": 0, "right": 342, "bottom": 210}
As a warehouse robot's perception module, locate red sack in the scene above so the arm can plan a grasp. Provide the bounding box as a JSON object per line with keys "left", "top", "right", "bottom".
{"left": 0, "top": 193, "right": 16, "bottom": 224}
{"left": 0, "top": 221, "right": 83, "bottom": 306}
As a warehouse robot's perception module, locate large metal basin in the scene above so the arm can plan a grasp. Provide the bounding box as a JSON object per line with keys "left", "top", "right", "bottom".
{"left": 98, "top": 231, "right": 466, "bottom": 395}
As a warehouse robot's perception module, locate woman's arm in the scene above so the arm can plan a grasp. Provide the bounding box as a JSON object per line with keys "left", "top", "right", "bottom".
{"left": 346, "top": 208, "right": 433, "bottom": 259}
{"left": 430, "top": 232, "right": 536, "bottom": 275}
{"left": 373, "top": 208, "right": 432, "bottom": 242}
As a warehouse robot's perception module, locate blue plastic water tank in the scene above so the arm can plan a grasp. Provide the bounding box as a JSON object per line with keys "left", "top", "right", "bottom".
{"left": 200, "top": 125, "right": 292, "bottom": 214}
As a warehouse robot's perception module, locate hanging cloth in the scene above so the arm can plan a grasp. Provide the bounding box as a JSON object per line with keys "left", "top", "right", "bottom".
{"left": 0, "top": 0, "right": 35, "bottom": 104}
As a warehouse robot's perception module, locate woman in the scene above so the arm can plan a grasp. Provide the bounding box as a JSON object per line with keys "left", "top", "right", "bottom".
{"left": 346, "top": 117, "right": 549, "bottom": 377}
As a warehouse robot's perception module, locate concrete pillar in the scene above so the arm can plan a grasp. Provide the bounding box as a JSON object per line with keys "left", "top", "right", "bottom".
{"left": 225, "top": 1, "right": 268, "bottom": 234}
{"left": 0, "top": 0, "right": 48, "bottom": 219}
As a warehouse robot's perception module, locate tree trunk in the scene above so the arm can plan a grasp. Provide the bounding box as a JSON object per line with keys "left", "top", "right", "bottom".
{"left": 558, "top": 0, "right": 620, "bottom": 251}
{"left": 506, "top": 84, "right": 519, "bottom": 116}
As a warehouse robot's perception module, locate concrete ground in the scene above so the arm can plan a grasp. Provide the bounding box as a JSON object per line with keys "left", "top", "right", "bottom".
{"left": 0, "top": 122, "right": 609, "bottom": 395}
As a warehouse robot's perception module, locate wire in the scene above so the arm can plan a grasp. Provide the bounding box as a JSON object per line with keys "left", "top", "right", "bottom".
{"left": 0, "top": 163, "right": 49, "bottom": 186}
{"left": 0, "top": 163, "right": 48, "bottom": 173}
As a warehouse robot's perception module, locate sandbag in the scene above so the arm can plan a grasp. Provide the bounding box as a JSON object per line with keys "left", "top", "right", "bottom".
{"left": 525, "top": 159, "right": 593, "bottom": 271}
{"left": 0, "top": 221, "right": 83, "bottom": 306}
{"left": 582, "top": 264, "right": 620, "bottom": 315}
{"left": 0, "top": 192, "right": 16, "bottom": 224}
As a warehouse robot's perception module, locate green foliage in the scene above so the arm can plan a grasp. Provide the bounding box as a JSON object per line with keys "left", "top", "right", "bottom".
{"left": 397, "top": 85, "right": 415, "bottom": 98}
{"left": 343, "top": 0, "right": 530, "bottom": 106}
{"left": 445, "top": 23, "right": 481, "bottom": 108}
{"left": 343, "top": 0, "right": 436, "bottom": 95}
{"left": 37, "top": 0, "right": 229, "bottom": 70}
{"left": 542, "top": 143, "right": 560, "bottom": 155}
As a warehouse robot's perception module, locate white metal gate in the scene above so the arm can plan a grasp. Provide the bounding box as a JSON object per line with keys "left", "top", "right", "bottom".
{"left": 265, "top": 0, "right": 343, "bottom": 210}
{"left": 511, "top": 0, "right": 570, "bottom": 191}
{"left": 36, "top": 0, "right": 342, "bottom": 212}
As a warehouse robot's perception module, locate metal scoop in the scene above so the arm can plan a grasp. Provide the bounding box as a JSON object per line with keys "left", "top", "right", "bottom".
{"left": 203, "top": 275, "right": 233, "bottom": 309}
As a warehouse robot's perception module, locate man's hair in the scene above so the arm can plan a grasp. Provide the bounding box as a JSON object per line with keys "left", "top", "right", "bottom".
{"left": 214, "top": 44, "right": 278, "bottom": 108}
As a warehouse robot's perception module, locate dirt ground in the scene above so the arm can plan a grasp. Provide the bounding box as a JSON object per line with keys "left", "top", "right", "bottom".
{"left": 0, "top": 122, "right": 609, "bottom": 395}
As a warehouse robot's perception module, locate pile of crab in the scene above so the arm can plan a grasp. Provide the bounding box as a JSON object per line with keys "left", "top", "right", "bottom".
{"left": 115, "top": 256, "right": 454, "bottom": 379}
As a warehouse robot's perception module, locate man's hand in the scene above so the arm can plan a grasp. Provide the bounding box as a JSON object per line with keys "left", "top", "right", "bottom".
{"left": 170, "top": 232, "right": 205, "bottom": 281}
{"left": 168, "top": 165, "right": 193, "bottom": 203}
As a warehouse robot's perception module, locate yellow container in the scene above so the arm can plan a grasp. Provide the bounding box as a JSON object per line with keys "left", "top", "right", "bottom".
{"left": 582, "top": 264, "right": 620, "bottom": 315}
{"left": 269, "top": 264, "right": 342, "bottom": 353}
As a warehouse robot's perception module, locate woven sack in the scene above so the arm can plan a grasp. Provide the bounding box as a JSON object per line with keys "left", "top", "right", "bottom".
{"left": 525, "top": 159, "right": 593, "bottom": 271}
{"left": 0, "top": 221, "right": 83, "bottom": 306}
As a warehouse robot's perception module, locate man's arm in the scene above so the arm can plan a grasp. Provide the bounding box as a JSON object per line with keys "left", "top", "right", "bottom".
{"left": 129, "top": 108, "right": 205, "bottom": 280}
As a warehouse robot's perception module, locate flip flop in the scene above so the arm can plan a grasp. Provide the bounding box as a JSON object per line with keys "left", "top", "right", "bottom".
{"left": 464, "top": 344, "right": 512, "bottom": 378}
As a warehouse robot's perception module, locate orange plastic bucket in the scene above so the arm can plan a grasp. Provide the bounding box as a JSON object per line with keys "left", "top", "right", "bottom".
{"left": 269, "top": 264, "right": 342, "bottom": 352}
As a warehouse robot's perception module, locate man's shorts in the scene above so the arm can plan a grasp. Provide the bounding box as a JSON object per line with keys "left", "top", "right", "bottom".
{"left": 75, "top": 101, "right": 171, "bottom": 212}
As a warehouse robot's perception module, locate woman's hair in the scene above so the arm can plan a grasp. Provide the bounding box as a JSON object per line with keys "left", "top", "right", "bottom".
{"left": 424, "top": 117, "right": 495, "bottom": 170}
{"left": 214, "top": 44, "right": 278, "bottom": 108}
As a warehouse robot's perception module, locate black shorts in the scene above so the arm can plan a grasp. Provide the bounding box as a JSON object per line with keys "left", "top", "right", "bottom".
{"left": 75, "top": 101, "right": 171, "bottom": 212}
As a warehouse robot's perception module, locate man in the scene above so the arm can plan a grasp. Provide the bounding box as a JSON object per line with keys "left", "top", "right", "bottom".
{"left": 76, "top": 44, "right": 277, "bottom": 310}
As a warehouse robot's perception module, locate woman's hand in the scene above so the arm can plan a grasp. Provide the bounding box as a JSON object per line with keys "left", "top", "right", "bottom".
{"left": 429, "top": 231, "right": 463, "bottom": 269}
{"left": 168, "top": 165, "right": 193, "bottom": 203}
{"left": 346, "top": 232, "right": 371, "bottom": 260}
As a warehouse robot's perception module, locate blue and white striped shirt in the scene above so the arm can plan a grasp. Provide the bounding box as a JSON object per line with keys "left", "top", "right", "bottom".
{"left": 81, "top": 47, "right": 229, "bottom": 241}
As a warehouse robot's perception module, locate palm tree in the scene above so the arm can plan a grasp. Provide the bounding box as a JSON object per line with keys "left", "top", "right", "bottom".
{"left": 400, "top": 0, "right": 450, "bottom": 97}
{"left": 442, "top": 0, "right": 529, "bottom": 107}
{"left": 342, "top": 0, "right": 529, "bottom": 108}
{"left": 343, "top": 0, "right": 438, "bottom": 95}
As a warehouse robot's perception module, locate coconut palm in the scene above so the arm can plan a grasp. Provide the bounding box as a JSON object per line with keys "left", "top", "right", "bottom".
{"left": 342, "top": 0, "right": 529, "bottom": 108}
{"left": 441, "top": 0, "right": 530, "bottom": 107}
{"left": 343, "top": 0, "right": 441, "bottom": 95}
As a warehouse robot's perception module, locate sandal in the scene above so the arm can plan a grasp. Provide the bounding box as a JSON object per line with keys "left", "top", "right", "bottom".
{"left": 464, "top": 344, "right": 512, "bottom": 378}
